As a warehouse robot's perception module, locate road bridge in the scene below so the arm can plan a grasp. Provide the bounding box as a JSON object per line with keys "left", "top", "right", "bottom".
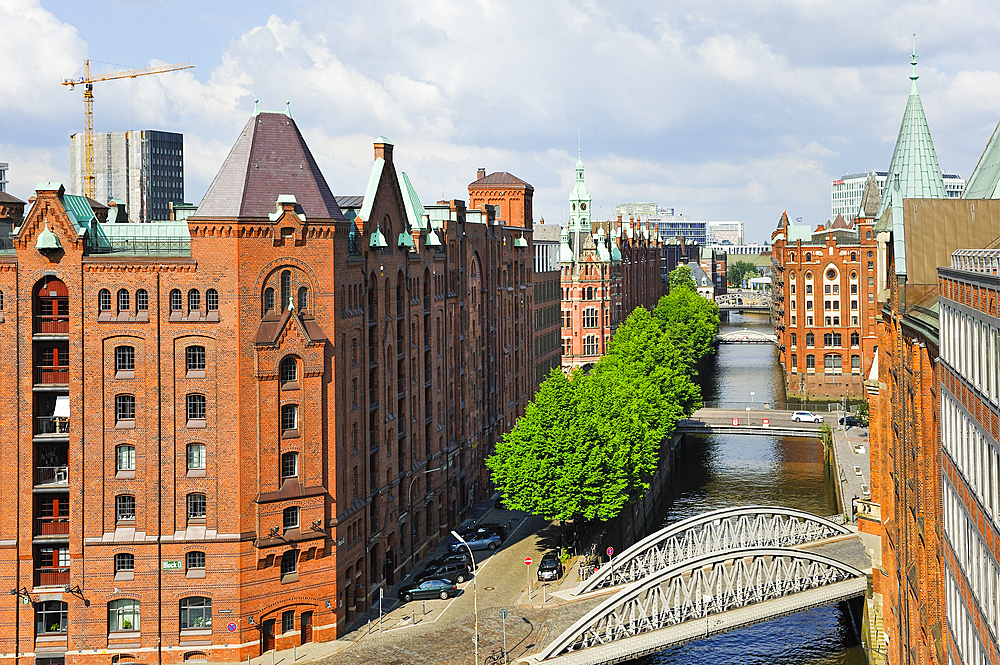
{"left": 675, "top": 408, "right": 825, "bottom": 437}
{"left": 715, "top": 329, "right": 777, "bottom": 344}
{"left": 716, "top": 290, "right": 772, "bottom": 312}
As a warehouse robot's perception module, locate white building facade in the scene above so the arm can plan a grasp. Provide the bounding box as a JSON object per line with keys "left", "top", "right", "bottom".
{"left": 832, "top": 170, "right": 964, "bottom": 221}
{"left": 706, "top": 220, "right": 744, "bottom": 245}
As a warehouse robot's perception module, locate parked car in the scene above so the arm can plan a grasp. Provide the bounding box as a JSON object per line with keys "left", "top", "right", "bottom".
{"left": 840, "top": 415, "right": 865, "bottom": 427}
{"left": 449, "top": 532, "right": 502, "bottom": 553}
{"left": 536, "top": 553, "right": 564, "bottom": 582}
{"left": 791, "top": 410, "right": 823, "bottom": 423}
{"left": 398, "top": 578, "right": 459, "bottom": 603}
{"left": 422, "top": 552, "right": 472, "bottom": 570}
{"left": 456, "top": 523, "right": 508, "bottom": 543}
{"left": 415, "top": 561, "right": 471, "bottom": 584}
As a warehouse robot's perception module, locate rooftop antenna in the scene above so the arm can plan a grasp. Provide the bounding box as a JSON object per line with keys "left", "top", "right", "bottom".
{"left": 285, "top": 100, "right": 292, "bottom": 118}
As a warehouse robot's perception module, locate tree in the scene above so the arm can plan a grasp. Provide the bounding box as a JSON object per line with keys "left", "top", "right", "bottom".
{"left": 654, "top": 273, "right": 720, "bottom": 373}
{"left": 669, "top": 264, "right": 695, "bottom": 292}
{"left": 727, "top": 260, "right": 758, "bottom": 287}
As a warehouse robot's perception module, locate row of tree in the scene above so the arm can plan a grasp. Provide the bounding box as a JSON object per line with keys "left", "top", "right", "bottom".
{"left": 486, "top": 266, "right": 720, "bottom": 524}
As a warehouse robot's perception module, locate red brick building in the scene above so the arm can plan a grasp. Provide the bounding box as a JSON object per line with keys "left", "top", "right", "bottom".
{"left": 0, "top": 112, "right": 534, "bottom": 664}
{"left": 770, "top": 200, "right": 880, "bottom": 400}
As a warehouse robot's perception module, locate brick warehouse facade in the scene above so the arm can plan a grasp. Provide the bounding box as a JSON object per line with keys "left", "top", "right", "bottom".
{"left": 0, "top": 112, "right": 534, "bottom": 664}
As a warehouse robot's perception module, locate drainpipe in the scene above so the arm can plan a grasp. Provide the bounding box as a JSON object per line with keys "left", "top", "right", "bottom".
{"left": 157, "top": 272, "right": 163, "bottom": 665}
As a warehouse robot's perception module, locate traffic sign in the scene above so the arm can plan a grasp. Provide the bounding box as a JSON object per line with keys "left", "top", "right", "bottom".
{"left": 762, "top": 418, "right": 769, "bottom": 427}
{"left": 524, "top": 557, "right": 532, "bottom": 566}
{"left": 606, "top": 546, "right": 614, "bottom": 557}
{"left": 732, "top": 418, "right": 738, "bottom": 426}
{"left": 227, "top": 622, "right": 237, "bottom": 633}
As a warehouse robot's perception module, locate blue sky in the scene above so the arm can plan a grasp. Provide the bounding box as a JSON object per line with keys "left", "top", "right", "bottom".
{"left": 2, "top": 0, "right": 998, "bottom": 241}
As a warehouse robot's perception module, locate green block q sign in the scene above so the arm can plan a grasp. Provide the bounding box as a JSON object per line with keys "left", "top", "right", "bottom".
{"left": 162, "top": 560, "right": 182, "bottom": 570}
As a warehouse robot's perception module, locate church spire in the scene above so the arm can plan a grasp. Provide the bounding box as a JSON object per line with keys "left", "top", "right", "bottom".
{"left": 909, "top": 33, "right": 919, "bottom": 94}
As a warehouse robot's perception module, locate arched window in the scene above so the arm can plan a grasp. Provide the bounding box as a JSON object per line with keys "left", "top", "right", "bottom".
{"left": 116, "top": 445, "right": 135, "bottom": 471}
{"left": 116, "top": 345, "right": 135, "bottom": 373}
{"left": 169, "top": 289, "right": 183, "bottom": 312}
{"left": 789, "top": 252, "right": 795, "bottom": 262}
{"left": 0, "top": 289, "right": 4, "bottom": 311}
{"left": 281, "top": 404, "right": 298, "bottom": 432}
{"left": 806, "top": 354, "right": 815, "bottom": 369}
{"left": 186, "top": 394, "right": 206, "bottom": 421}
{"left": 115, "top": 394, "right": 135, "bottom": 422}
{"left": 298, "top": 287, "right": 308, "bottom": 311}
{"left": 188, "top": 289, "right": 201, "bottom": 311}
{"left": 851, "top": 331, "right": 860, "bottom": 347}
{"left": 263, "top": 287, "right": 275, "bottom": 314}
{"left": 805, "top": 252, "right": 811, "bottom": 262}
{"left": 186, "top": 443, "right": 206, "bottom": 471}
{"left": 117, "top": 289, "right": 130, "bottom": 312}
{"left": 186, "top": 345, "right": 205, "bottom": 373}
{"left": 850, "top": 252, "right": 857, "bottom": 262}
{"left": 280, "top": 550, "right": 298, "bottom": 577}
{"left": 179, "top": 597, "right": 211, "bottom": 629}
{"left": 136, "top": 289, "right": 149, "bottom": 311}
{"left": 206, "top": 289, "right": 218, "bottom": 312}
{"left": 281, "top": 451, "right": 298, "bottom": 479}
{"left": 116, "top": 494, "right": 136, "bottom": 521}
{"left": 805, "top": 332, "right": 815, "bottom": 347}
{"left": 99, "top": 289, "right": 112, "bottom": 312}
{"left": 280, "top": 357, "right": 298, "bottom": 384}
{"left": 35, "top": 601, "right": 68, "bottom": 634}
{"left": 586, "top": 287, "right": 593, "bottom": 300}
{"left": 281, "top": 270, "right": 291, "bottom": 311}
{"left": 108, "top": 599, "right": 140, "bottom": 632}
{"left": 114, "top": 552, "right": 134, "bottom": 573}
{"left": 186, "top": 551, "right": 205, "bottom": 571}
{"left": 283, "top": 506, "right": 300, "bottom": 531}
{"left": 186, "top": 493, "right": 206, "bottom": 520}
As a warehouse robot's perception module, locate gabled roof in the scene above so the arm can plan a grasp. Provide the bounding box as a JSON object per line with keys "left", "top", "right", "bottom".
{"left": 876, "top": 53, "right": 947, "bottom": 218}
{"left": 400, "top": 172, "right": 426, "bottom": 230}
{"left": 469, "top": 172, "right": 534, "bottom": 191}
{"left": 962, "top": 121, "right": 1000, "bottom": 199}
{"left": 335, "top": 195, "right": 364, "bottom": 209}
{"left": 196, "top": 112, "right": 344, "bottom": 220}
{"left": 858, "top": 174, "right": 881, "bottom": 218}
{"left": 830, "top": 214, "right": 851, "bottom": 229}
{"left": 255, "top": 307, "right": 328, "bottom": 346}
{"left": 0, "top": 191, "right": 25, "bottom": 205}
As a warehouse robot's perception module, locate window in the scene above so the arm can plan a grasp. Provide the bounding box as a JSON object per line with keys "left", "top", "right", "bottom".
{"left": 114, "top": 553, "right": 134, "bottom": 573}
{"left": 115, "top": 346, "right": 135, "bottom": 373}
{"left": 583, "top": 335, "right": 598, "bottom": 356}
{"left": 116, "top": 394, "right": 135, "bottom": 422}
{"left": 850, "top": 252, "right": 857, "bottom": 262}
{"left": 282, "top": 610, "right": 295, "bottom": 634}
{"left": 281, "top": 404, "right": 298, "bottom": 432}
{"left": 805, "top": 284, "right": 813, "bottom": 295}
{"left": 582, "top": 307, "right": 598, "bottom": 328}
{"left": 117, "top": 445, "right": 135, "bottom": 471}
{"left": 187, "top": 443, "right": 206, "bottom": 471}
{"left": 586, "top": 287, "right": 593, "bottom": 300}
{"left": 108, "top": 599, "right": 140, "bottom": 632}
{"left": 206, "top": 289, "right": 218, "bottom": 312}
{"left": 790, "top": 333, "right": 797, "bottom": 347}
{"left": 805, "top": 252, "right": 811, "bottom": 262}
{"left": 806, "top": 354, "right": 815, "bottom": 369}
{"left": 283, "top": 506, "right": 300, "bottom": 531}
{"left": 117, "top": 289, "right": 130, "bottom": 312}
{"left": 824, "top": 354, "right": 843, "bottom": 371}
{"left": 186, "top": 551, "right": 205, "bottom": 571}
{"left": 805, "top": 332, "right": 814, "bottom": 347}
{"left": 99, "top": 289, "right": 112, "bottom": 312}
{"left": 116, "top": 495, "right": 136, "bottom": 521}
{"left": 264, "top": 287, "right": 275, "bottom": 314}
{"left": 868, "top": 261, "right": 873, "bottom": 270}
{"left": 824, "top": 284, "right": 831, "bottom": 294}
{"left": 280, "top": 550, "right": 297, "bottom": 577}
{"left": 851, "top": 284, "right": 858, "bottom": 294}
{"left": 187, "top": 493, "right": 206, "bottom": 520}
{"left": 170, "top": 289, "right": 183, "bottom": 312}
{"left": 298, "top": 287, "right": 308, "bottom": 311}
{"left": 35, "top": 601, "right": 67, "bottom": 634}
{"left": 179, "top": 597, "right": 211, "bottom": 629}
{"left": 826, "top": 268, "right": 836, "bottom": 280}
{"left": 281, "top": 452, "right": 298, "bottom": 479}
{"left": 281, "top": 271, "right": 291, "bottom": 311}
{"left": 186, "top": 394, "right": 206, "bottom": 421}
{"left": 136, "top": 289, "right": 148, "bottom": 311}
{"left": 851, "top": 331, "right": 860, "bottom": 347}
{"left": 806, "top": 301, "right": 813, "bottom": 310}
{"left": 852, "top": 355, "right": 861, "bottom": 372}
{"left": 807, "top": 316, "right": 813, "bottom": 326}
{"left": 280, "top": 357, "right": 298, "bottom": 384}
{"left": 188, "top": 289, "right": 201, "bottom": 311}
{"left": 186, "top": 345, "right": 205, "bottom": 373}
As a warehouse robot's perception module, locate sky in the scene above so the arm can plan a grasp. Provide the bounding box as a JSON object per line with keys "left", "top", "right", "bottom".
{"left": 1, "top": 0, "right": 998, "bottom": 242}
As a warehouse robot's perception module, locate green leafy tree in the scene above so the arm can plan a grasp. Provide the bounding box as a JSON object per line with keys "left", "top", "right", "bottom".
{"left": 654, "top": 273, "right": 720, "bottom": 372}
{"left": 727, "top": 260, "right": 759, "bottom": 287}
{"left": 669, "top": 264, "right": 695, "bottom": 292}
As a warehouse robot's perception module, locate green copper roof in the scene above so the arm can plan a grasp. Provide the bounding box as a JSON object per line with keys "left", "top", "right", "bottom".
{"left": 400, "top": 171, "right": 427, "bottom": 230}
{"left": 962, "top": 121, "right": 1000, "bottom": 199}
{"left": 876, "top": 41, "right": 947, "bottom": 218}
{"left": 359, "top": 157, "right": 386, "bottom": 223}
{"left": 35, "top": 222, "right": 62, "bottom": 251}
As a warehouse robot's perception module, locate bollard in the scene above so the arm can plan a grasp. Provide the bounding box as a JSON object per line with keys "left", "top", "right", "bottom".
{"left": 412, "top": 610, "right": 415, "bottom": 625}
{"left": 423, "top": 600, "right": 426, "bottom": 616}
{"left": 293, "top": 645, "right": 296, "bottom": 662}
{"left": 543, "top": 584, "right": 546, "bottom": 604}
{"left": 367, "top": 619, "right": 371, "bottom": 635}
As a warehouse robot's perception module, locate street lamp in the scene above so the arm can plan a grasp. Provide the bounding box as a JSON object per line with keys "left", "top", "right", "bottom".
{"left": 451, "top": 530, "right": 479, "bottom": 665}
{"left": 408, "top": 467, "right": 442, "bottom": 562}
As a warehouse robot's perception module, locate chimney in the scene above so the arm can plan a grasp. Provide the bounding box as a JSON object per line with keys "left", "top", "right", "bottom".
{"left": 374, "top": 136, "right": 394, "bottom": 164}
{"left": 477, "top": 168, "right": 486, "bottom": 180}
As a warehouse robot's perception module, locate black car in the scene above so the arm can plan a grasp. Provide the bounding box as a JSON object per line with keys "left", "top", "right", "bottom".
{"left": 415, "top": 561, "right": 471, "bottom": 584}
{"left": 423, "top": 552, "right": 472, "bottom": 570}
{"left": 397, "top": 578, "right": 459, "bottom": 602}
{"left": 840, "top": 415, "right": 866, "bottom": 427}
{"left": 463, "top": 523, "right": 507, "bottom": 542}
{"left": 536, "top": 553, "right": 564, "bottom": 582}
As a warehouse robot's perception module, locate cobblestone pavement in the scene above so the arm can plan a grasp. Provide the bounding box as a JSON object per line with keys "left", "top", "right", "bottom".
{"left": 830, "top": 414, "right": 871, "bottom": 521}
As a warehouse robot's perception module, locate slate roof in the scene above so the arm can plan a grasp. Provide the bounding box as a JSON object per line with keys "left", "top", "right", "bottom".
{"left": 0, "top": 192, "right": 25, "bottom": 204}
{"left": 859, "top": 174, "right": 881, "bottom": 217}
{"left": 196, "top": 113, "right": 344, "bottom": 220}
{"left": 962, "top": 121, "right": 1000, "bottom": 200}
{"left": 335, "top": 196, "right": 364, "bottom": 209}
{"left": 255, "top": 307, "right": 328, "bottom": 346}
{"left": 469, "top": 172, "right": 533, "bottom": 190}
{"left": 830, "top": 214, "right": 851, "bottom": 229}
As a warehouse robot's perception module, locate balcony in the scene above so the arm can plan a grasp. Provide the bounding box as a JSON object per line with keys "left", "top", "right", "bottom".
{"left": 35, "top": 315, "right": 69, "bottom": 335}
{"left": 36, "top": 415, "right": 70, "bottom": 437}
{"left": 34, "top": 567, "right": 70, "bottom": 587}
{"left": 35, "top": 366, "right": 69, "bottom": 385}
{"left": 35, "top": 466, "right": 68, "bottom": 487}
{"left": 36, "top": 516, "right": 69, "bottom": 537}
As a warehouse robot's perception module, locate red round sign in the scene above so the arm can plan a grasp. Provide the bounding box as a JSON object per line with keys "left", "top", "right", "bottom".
{"left": 524, "top": 557, "right": 532, "bottom": 566}
{"left": 607, "top": 546, "right": 614, "bottom": 557}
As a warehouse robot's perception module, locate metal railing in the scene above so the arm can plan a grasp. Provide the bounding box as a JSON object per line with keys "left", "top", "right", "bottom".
{"left": 35, "top": 466, "right": 69, "bottom": 486}
{"left": 36, "top": 517, "right": 70, "bottom": 536}
{"left": 35, "top": 567, "right": 70, "bottom": 586}
{"left": 36, "top": 416, "right": 70, "bottom": 436}
{"left": 35, "top": 366, "right": 69, "bottom": 384}
{"left": 951, "top": 248, "right": 1000, "bottom": 274}
{"left": 87, "top": 236, "right": 190, "bottom": 257}
{"left": 36, "top": 316, "right": 69, "bottom": 334}
{"left": 699, "top": 401, "right": 838, "bottom": 412}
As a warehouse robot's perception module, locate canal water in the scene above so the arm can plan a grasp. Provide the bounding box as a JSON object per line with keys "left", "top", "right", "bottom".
{"left": 636, "top": 313, "right": 867, "bottom": 665}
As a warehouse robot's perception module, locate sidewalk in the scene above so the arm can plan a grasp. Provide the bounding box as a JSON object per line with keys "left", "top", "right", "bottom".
{"left": 829, "top": 418, "right": 871, "bottom": 521}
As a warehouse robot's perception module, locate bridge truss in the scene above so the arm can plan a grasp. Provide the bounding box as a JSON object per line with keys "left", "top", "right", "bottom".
{"left": 577, "top": 505, "right": 850, "bottom": 594}
{"left": 715, "top": 329, "right": 777, "bottom": 344}
{"left": 539, "top": 547, "right": 865, "bottom": 660}
{"left": 715, "top": 290, "right": 772, "bottom": 311}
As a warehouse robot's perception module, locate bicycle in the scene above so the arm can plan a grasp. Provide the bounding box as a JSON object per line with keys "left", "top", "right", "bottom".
{"left": 484, "top": 647, "right": 508, "bottom": 665}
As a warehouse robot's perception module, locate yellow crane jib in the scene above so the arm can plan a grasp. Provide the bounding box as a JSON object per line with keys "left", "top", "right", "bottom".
{"left": 62, "top": 59, "right": 194, "bottom": 200}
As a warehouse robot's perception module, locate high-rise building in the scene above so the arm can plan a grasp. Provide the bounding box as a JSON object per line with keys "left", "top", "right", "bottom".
{"left": 0, "top": 161, "right": 8, "bottom": 192}
{"left": 0, "top": 110, "right": 535, "bottom": 662}
{"left": 706, "top": 221, "right": 744, "bottom": 245}
{"left": 831, "top": 170, "right": 965, "bottom": 221}
{"left": 70, "top": 130, "right": 184, "bottom": 222}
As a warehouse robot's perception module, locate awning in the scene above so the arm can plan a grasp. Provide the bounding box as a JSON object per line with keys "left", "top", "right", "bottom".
{"left": 53, "top": 395, "right": 70, "bottom": 418}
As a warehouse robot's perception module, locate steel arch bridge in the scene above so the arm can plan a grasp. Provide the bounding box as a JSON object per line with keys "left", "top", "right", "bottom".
{"left": 715, "top": 329, "right": 777, "bottom": 344}
{"left": 715, "top": 290, "right": 772, "bottom": 311}
{"left": 538, "top": 547, "right": 865, "bottom": 661}
{"left": 577, "top": 505, "right": 850, "bottom": 595}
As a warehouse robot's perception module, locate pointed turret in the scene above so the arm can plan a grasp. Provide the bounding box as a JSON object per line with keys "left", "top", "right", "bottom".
{"left": 876, "top": 37, "right": 947, "bottom": 218}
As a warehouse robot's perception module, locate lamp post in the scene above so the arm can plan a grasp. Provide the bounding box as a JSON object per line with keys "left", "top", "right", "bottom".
{"left": 451, "top": 530, "right": 479, "bottom": 665}
{"left": 408, "top": 467, "right": 442, "bottom": 563}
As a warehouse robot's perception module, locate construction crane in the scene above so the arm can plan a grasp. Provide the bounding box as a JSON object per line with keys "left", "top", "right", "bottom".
{"left": 62, "top": 59, "right": 194, "bottom": 199}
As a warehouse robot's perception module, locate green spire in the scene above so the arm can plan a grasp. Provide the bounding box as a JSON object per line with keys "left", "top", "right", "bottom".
{"left": 909, "top": 33, "right": 919, "bottom": 95}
